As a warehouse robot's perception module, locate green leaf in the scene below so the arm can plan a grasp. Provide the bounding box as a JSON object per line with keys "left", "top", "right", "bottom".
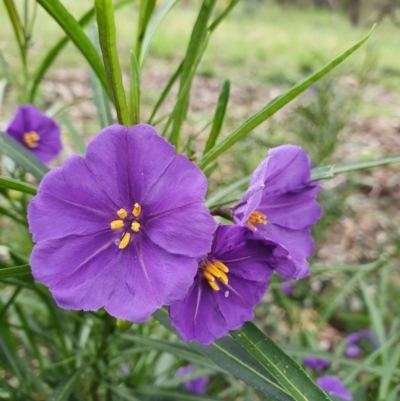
{"left": 95, "top": 0, "right": 130, "bottom": 125}
{"left": 120, "top": 333, "right": 223, "bottom": 372}
{"left": 0, "top": 50, "right": 20, "bottom": 91}
{"left": 230, "top": 322, "right": 331, "bottom": 401}
{"left": 59, "top": 115, "right": 86, "bottom": 154}
{"left": 35, "top": 0, "right": 110, "bottom": 100}
{"left": 47, "top": 368, "right": 85, "bottom": 401}
{"left": 139, "top": 0, "right": 179, "bottom": 68}
{"left": 87, "top": 25, "right": 114, "bottom": 129}
{"left": 204, "top": 80, "right": 230, "bottom": 154}
{"left": 148, "top": 60, "right": 183, "bottom": 125}
{"left": 135, "top": 0, "right": 157, "bottom": 59}
{"left": 129, "top": 51, "right": 141, "bottom": 124}
{"left": 0, "top": 265, "right": 31, "bottom": 279}
{"left": 3, "top": 0, "right": 26, "bottom": 67}
{"left": 0, "top": 176, "right": 37, "bottom": 195}
{"left": 169, "top": 0, "right": 217, "bottom": 149}
{"left": 0, "top": 132, "right": 49, "bottom": 180}
{"left": 153, "top": 310, "right": 294, "bottom": 401}
{"left": 208, "top": 0, "right": 240, "bottom": 32}
{"left": 29, "top": 0, "right": 133, "bottom": 103}
{"left": 197, "top": 26, "right": 375, "bottom": 169}
{"left": 311, "top": 153, "right": 400, "bottom": 180}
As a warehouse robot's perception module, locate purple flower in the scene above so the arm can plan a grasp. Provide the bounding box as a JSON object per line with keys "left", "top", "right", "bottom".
{"left": 232, "top": 145, "right": 322, "bottom": 279}
{"left": 317, "top": 376, "right": 352, "bottom": 400}
{"left": 176, "top": 365, "right": 208, "bottom": 394}
{"left": 169, "top": 224, "right": 296, "bottom": 345}
{"left": 28, "top": 124, "right": 216, "bottom": 322}
{"left": 303, "top": 357, "right": 330, "bottom": 370}
{"left": 345, "top": 330, "right": 378, "bottom": 358}
{"left": 6, "top": 104, "right": 62, "bottom": 163}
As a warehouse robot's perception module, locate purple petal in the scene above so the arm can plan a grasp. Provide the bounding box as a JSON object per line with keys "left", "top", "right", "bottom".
{"left": 258, "top": 184, "right": 322, "bottom": 230}
{"left": 28, "top": 155, "right": 114, "bottom": 243}
{"left": 255, "top": 224, "right": 314, "bottom": 279}
{"left": 104, "top": 235, "right": 198, "bottom": 322}
{"left": 303, "top": 357, "right": 330, "bottom": 370}
{"left": 345, "top": 344, "right": 361, "bottom": 358}
{"left": 84, "top": 124, "right": 176, "bottom": 209}
{"left": 346, "top": 333, "right": 360, "bottom": 344}
{"left": 317, "top": 376, "right": 352, "bottom": 400}
{"left": 30, "top": 231, "right": 117, "bottom": 311}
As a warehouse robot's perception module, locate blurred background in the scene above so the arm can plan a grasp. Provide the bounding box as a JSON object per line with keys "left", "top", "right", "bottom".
{"left": 1, "top": 1, "right": 400, "bottom": 399}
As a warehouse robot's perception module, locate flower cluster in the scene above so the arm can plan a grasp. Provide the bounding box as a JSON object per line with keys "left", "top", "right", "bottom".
{"left": 345, "top": 329, "right": 378, "bottom": 358}
{"left": 27, "top": 123, "right": 321, "bottom": 344}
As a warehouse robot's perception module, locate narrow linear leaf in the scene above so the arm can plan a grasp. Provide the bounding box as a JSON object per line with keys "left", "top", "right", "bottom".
{"left": 0, "top": 175, "right": 37, "bottom": 195}
{"left": 87, "top": 24, "right": 114, "bottom": 129}
{"left": 169, "top": 0, "right": 217, "bottom": 149}
{"left": 135, "top": 0, "right": 157, "bottom": 59}
{"left": 47, "top": 368, "right": 85, "bottom": 401}
{"left": 231, "top": 322, "right": 331, "bottom": 401}
{"left": 128, "top": 385, "right": 222, "bottom": 400}
{"left": 139, "top": 0, "right": 179, "bottom": 68}
{"left": 3, "top": 0, "right": 25, "bottom": 66}
{"left": 0, "top": 265, "right": 31, "bottom": 279}
{"left": 29, "top": 0, "right": 133, "bottom": 103}
{"left": 129, "top": 51, "right": 141, "bottom": 124}
{"left": 204, "top": 80, "right": 230, "bottom": 153}
{"left": 95, "top": 0, "right": 130, "bottom": 125}
{"left": 35, "top": 0, "right": 110, "bottom": 99}
{"left": 120, "top": 334, "right": 223, "bottom": 372}
{"left": 153, "top": 310, "right": 294, "bottom": 401}
{"left": 0, "top": 132, "right": 49, "bottom": 180}
{"left": 148, "top": 60, "right": 183, "bottom": 124}
{"left": 0, "top": 50, "right": 20, "bottom": 91}
{"left": 197, "top": 26, "right": 375, "bottom": 169}
{"left": 59, "top": 115, "right": 86, "bottom": 154}
{"left": 208, "top": 0, "right": 240, "bottom": 32}
{"left": 311, "top": 154, "right": 400, "bottom": 180}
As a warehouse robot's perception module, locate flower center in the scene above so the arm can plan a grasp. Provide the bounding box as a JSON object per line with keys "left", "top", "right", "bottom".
{"left": 110, "top": 203, "right": 142, "bottom": 249}
{"left": 202, "top": 260, "right": 229, "bottom": 291}
{"left": 246, "top": 210, "right": 267, "bottom": 231}
{"left": 23, "top": 131, "right": 40, "bottom": 148}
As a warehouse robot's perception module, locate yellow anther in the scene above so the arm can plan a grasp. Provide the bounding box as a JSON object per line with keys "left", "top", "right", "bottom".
{"left": 214, "top": 261, "right": 229, "bottom": 273}
{"left": 119, "top": 232, "right": 131, "bottom": 249}
{"left": 110, "top": 220, "right": 124, "bottom": 230}
{"left": 208, "top": 280, "right": 220, "bottom": 291}
{"left": 203, "top": 261, "right": 229, "bottom": 290}
{"left": 131, "top": 221, "right": 141, "bottom": 233}
{"left": 218, "top": 270, "right": 229, "bottom": 285}
{"left": 246, "top": 210, "right": 267, "bottom": 231}
{"left": 117, "top": 208, "right": 128, "bottom": 219}
{"left": 203, "top": 271, "right": 215, "bottom": 282}
{"left": 205, "top": 264, "right": 222, "bottom": 278}
{"left": 132, "top": 203, "right": 141, "bottom": 217}
{"left": 23, "top": 131, "right": 40, "bottom": 148}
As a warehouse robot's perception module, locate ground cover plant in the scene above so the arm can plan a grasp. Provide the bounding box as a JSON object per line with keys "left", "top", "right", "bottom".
{"left": 0, "top": 1, "right": 400, "bottom": 400}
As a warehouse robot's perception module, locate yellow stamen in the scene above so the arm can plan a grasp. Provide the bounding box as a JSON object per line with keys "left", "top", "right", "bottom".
{"left": 246, "top": 210, "right": 267, "bottom": 231}
{"left": 110, "top": 220, "right": 124, "bottom": 230}
{"left": 132, "top": 203, "right": 141, "bottom": 217}
{"left": 203, "top": 261, "right": 230, "bottom": 290}
{"left": 117, "top": 208, "right": 128, "bottom": 219}
{"left": 23, "top": 131, "right": 40, "bottom": 148}
{"left": 205, "top": 264, "right": 222, "bottom": 278}
{"left": 131, "top": 221, "right": 141, "bottom": 232}
{"left": 218, "top": 270, "right": 229, "bottom": 285}
{"left": 214, "top": 261, "right": 229, "bottom": 273}
{"left": 208, "top": 280, "right": 220, "bottom": 291}
{"left": 119, "top": 232, "right": 131, "bottom": 249}
{"left": 203, "top": 271, "right": 215, "bottom": 282}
